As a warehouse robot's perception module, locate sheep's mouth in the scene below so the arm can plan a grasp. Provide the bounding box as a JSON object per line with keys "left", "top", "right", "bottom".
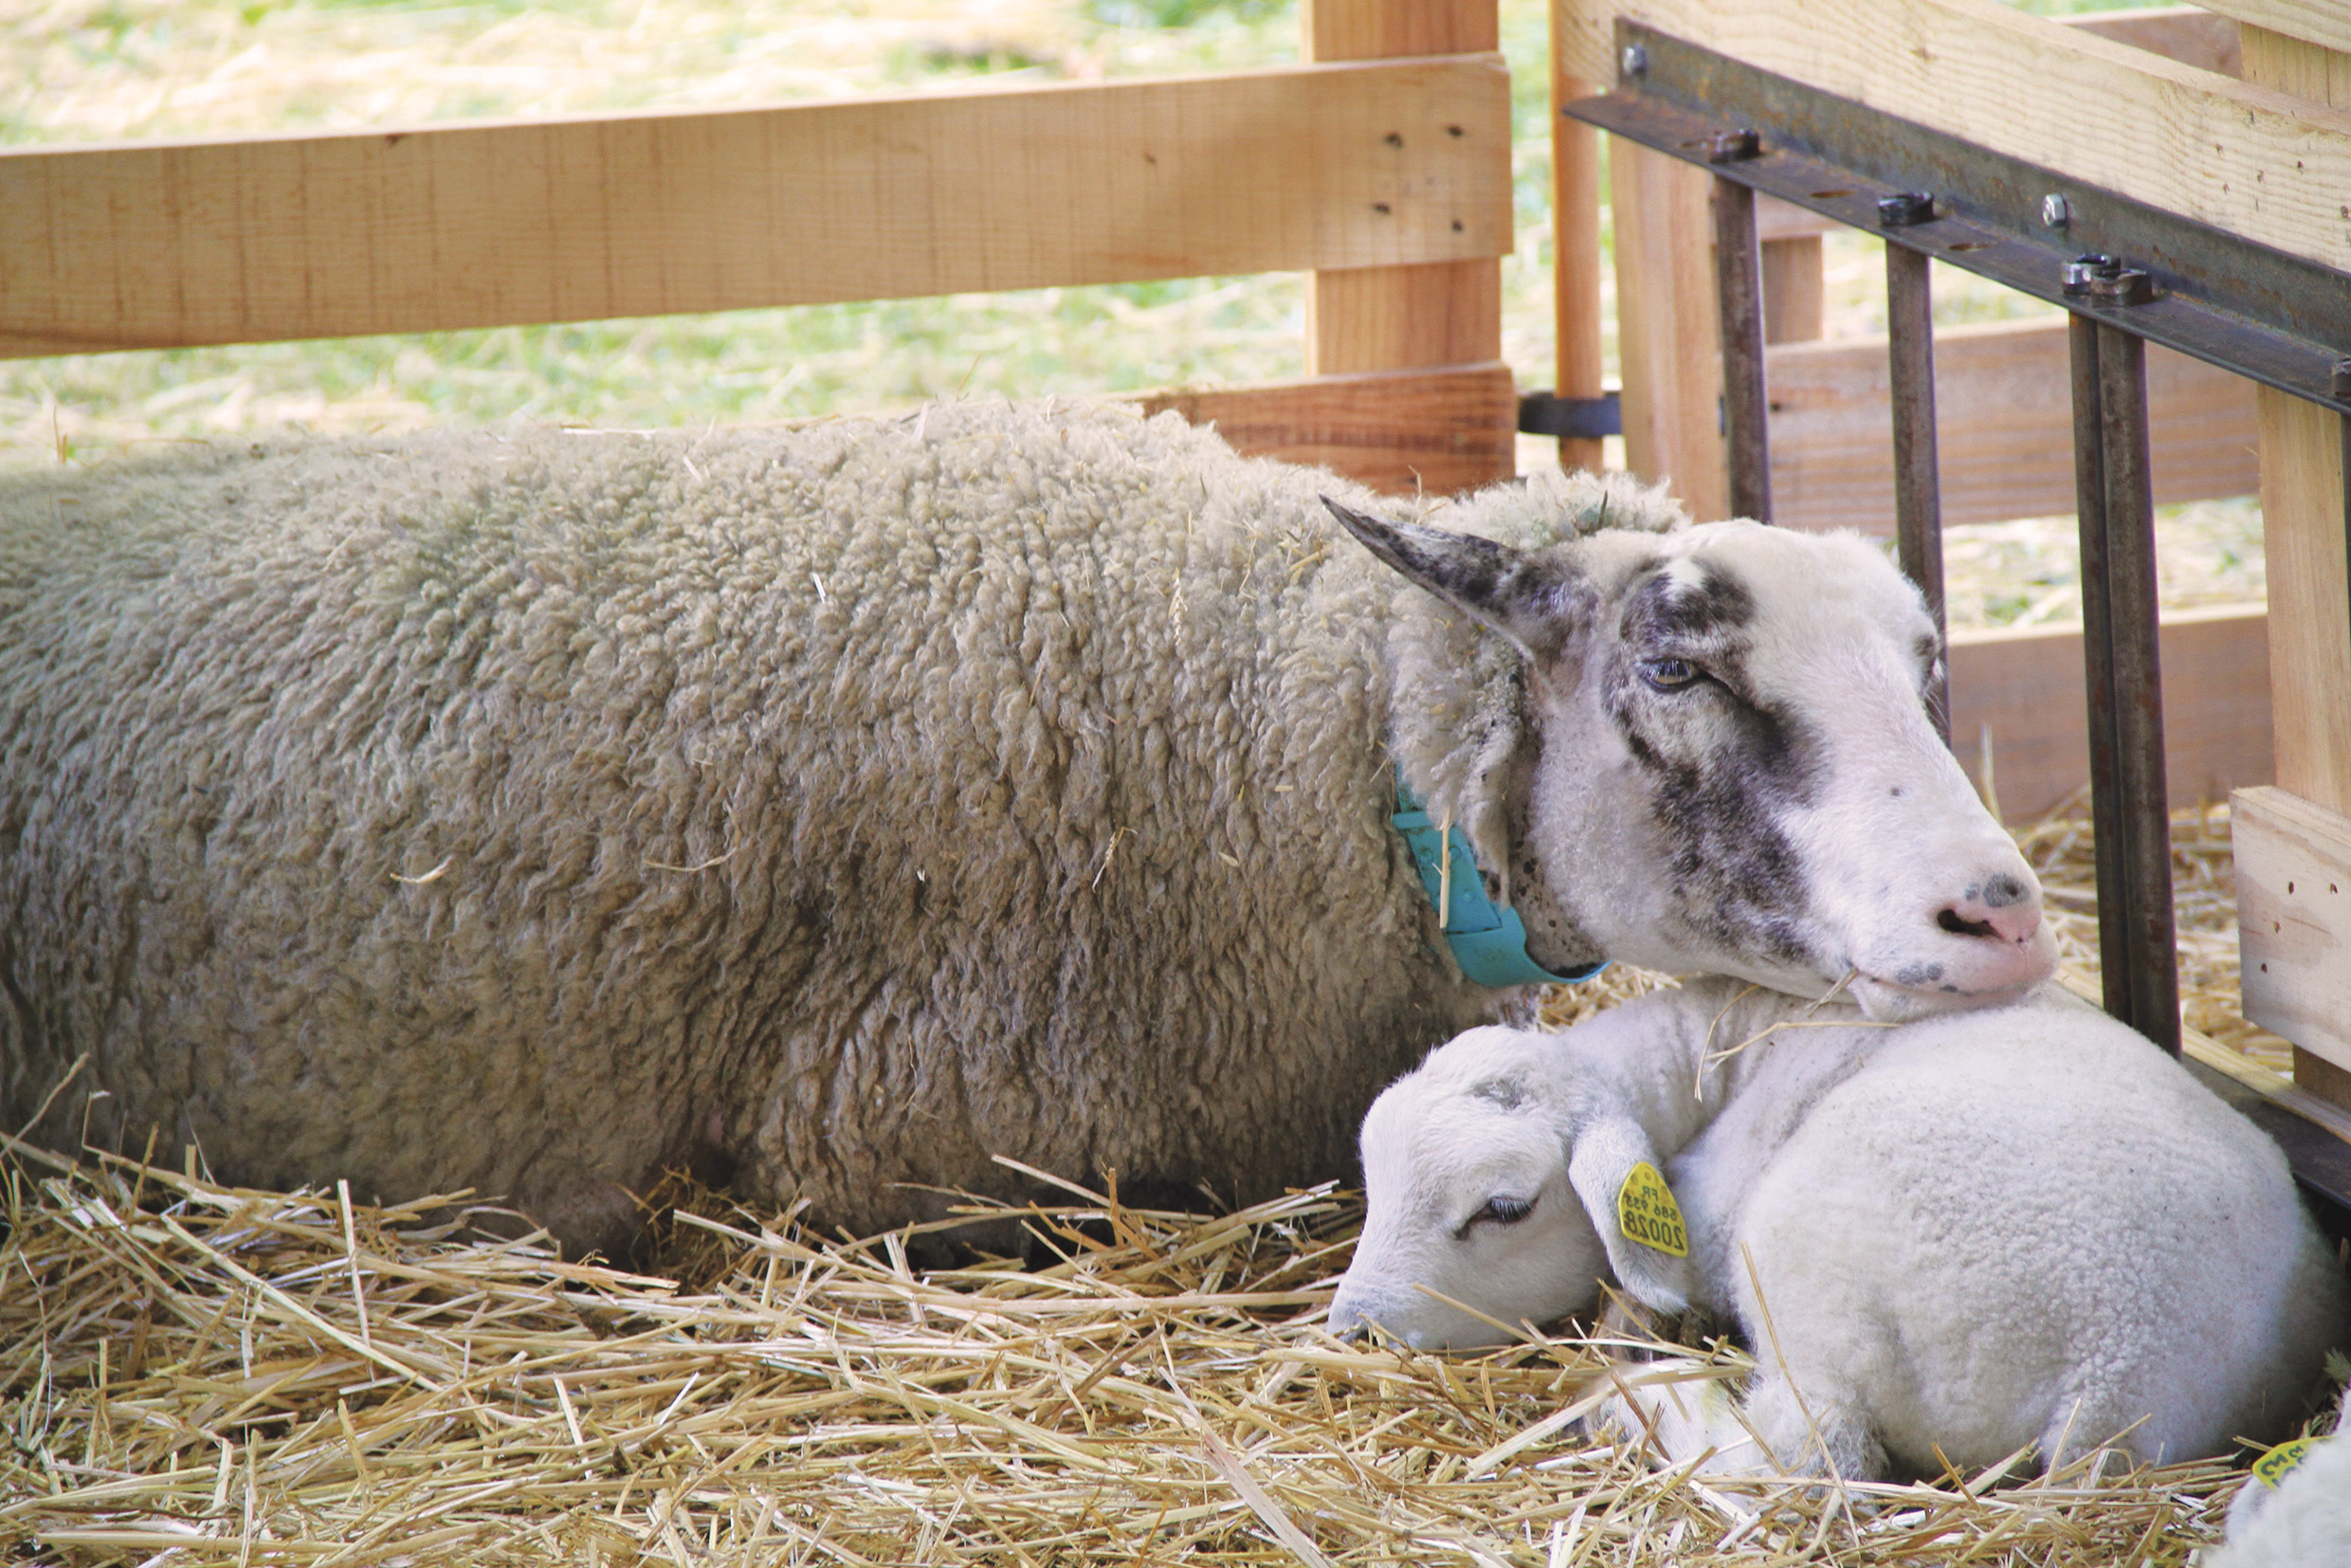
{"left": 1849, "top": 968, "right": 2043, "bottom": 1021}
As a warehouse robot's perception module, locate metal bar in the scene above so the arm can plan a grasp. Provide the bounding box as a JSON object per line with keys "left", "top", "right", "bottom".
{"left": 2097, "top": 321, "right": 2182, "bottom": 1054}
{"left": 1568, "top": 27, "right": 2351, "bottom": 418}
{"left": 1712, "top": 170, "right": 1774, "bottom": 521}
{"left": 2069, "top": 312, "right": 2135, "bottom": 1033}
{"left": 1884, "top": 240, "right": 1948, "bottom": 740}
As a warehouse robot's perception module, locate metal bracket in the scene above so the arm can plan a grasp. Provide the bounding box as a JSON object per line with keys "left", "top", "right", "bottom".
{"left": 1565, "top": 22, "right": 2351, "bottom": 416}
{"left": 1518, "top": 390, "right": 1622, "bottom": 440}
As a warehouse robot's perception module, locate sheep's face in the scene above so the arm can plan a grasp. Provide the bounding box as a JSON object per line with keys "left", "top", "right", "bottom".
{"left": 1328, "top": 1030, "right": 1608, "bottom": 1350}
{"left": 1326, "top": 502, "right": 2055, "bottom": 1020}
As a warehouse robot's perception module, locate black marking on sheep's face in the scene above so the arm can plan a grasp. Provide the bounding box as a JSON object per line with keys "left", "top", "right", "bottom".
{"left": 1606, "top": 560, "right": 1820, "bottom": 971}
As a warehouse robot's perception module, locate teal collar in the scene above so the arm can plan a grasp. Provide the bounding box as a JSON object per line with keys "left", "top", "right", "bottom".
{"left": 1391, "top": 770, "right": 1608, "bottom": 989}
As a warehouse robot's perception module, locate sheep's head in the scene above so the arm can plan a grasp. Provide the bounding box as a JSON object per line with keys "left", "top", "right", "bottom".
{"left": 1328, "top": 1028, "right": 1613, "bottom": 1351}
{"left": 1325, "top": 499, "right": 2055, "bottom": 1020}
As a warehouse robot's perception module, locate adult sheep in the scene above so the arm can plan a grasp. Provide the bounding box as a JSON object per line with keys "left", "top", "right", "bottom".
{"left": 0, "top": 402, "right": 2051, "bottom": 1258}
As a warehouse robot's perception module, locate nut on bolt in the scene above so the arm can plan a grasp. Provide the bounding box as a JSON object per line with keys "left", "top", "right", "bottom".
{"left": 2062, "top": 253, "right": 2156, "bottom": 306}
{"left": 2041, "top": 192, "right": 2070, "bottom": 229}
{"left": 1705, "top": 128, "right": 1760, "bottom": 163}
{"left": 1876, "top": 191, "right": 1936, "bottom": 228}
{"left": 1621, "top": 44, "right": 1649, "bottom": 79}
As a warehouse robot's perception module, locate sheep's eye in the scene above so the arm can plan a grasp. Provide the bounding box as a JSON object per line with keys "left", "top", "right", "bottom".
{"left": 1639, "top": 658, "right": 1699, "bottom": 691}
{"left": 1475, "top": 1195, "right": 1535, "bottom": 1226}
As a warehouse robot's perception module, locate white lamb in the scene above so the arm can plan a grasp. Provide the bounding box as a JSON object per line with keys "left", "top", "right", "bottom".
{"left": 2211, "top": 1388, "right": 2351, "bottom": 1567}
{"left": 1330, "top": 978, "right": 2351, "bottom": 1479}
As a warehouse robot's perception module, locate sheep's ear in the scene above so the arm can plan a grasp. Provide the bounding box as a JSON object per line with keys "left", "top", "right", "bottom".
{"left": 1321, "top": 497, "right": 1582, "bottom": 663}
{"left": 1565, "top": 1114, "right": 1693, "bottom": 1316}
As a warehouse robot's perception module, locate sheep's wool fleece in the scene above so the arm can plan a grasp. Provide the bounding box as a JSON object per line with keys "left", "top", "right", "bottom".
{"left": 0, "top": 402, "right": 1677, "bottom": 1253}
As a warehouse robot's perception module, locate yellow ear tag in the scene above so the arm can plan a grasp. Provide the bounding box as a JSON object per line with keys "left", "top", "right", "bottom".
{"left": 2252, "top": 1437, "right": 2315, "bottom": 1489}
{"left": 1615, "top": 1161, "right": 1688, "bottom": 1257}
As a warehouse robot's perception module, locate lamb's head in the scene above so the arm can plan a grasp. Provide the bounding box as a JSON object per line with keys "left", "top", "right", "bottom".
{"left": 1328, "top": 1028, "right": 1613, "bottom": 1350}
{"left": 1327, "top": 498, "right": 2053, "bottom": 1020}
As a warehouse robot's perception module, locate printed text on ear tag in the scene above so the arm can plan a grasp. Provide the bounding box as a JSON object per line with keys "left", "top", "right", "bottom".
{"left": 2252, "top": 1437, "right": 2314, "bottom": 1488}
{"left": 1616, "top": 1161, "right": 1688, "bottom": 1257}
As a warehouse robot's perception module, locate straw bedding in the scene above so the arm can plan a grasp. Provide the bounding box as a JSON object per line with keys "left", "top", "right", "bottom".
{"left": 0, "top": 808, "right": 2332, "bottom": 1566}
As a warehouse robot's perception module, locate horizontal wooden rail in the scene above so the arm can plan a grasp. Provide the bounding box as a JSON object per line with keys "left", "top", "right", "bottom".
{"left": 1949, "top": 605, "right": 2271, "bottom": 825}
{"left": 1768, "top": 317, "right": 2260, "bottom": 533}
{"left": 0, "top": 56, "right": 1510, "bottom": 358}
{"left": 1555, "top": 0, "right": 2351, "bottom": 274}
{"left": 1135, "top": 361, "right": 1517, "bottom": 496}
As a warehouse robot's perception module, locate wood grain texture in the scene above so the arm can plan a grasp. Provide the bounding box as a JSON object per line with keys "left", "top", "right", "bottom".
{"left": 2060, "top": 6, "right": 2240, "bottom": 77}
{"left": 1951, "top": 606, "right": 2271, "bottom": 826}
{"left": 2234, "top": 785, "right": 2351, "bottom": 1075}
{"left": 1552, "top": 64, "right": 1607, "bottom": 472}
{"left": 1134, "top": 362, "right": 1517, "bottom": 496}
{"left": 1553, "top": 0, "right": 2351, "bottom": 272}
{"left": 1767, "top": 316, "right": 2260, "bottom": 534}
{"left": 0, "top": 59, "right": 1510, "bottom": 357}
{"left": 1302, "top": 1, "right": 1505, "bottom": 394}
{"left": 1610, "top": 137, "right": 1727, "bottom": 520}
{"left": 1305, "top": 263, "right": 1503, "bottom": 375}
{"left": 2196, "top": 0, "right": 2351, "bottom": 59}
{"left": 1759, "top": 236, "right": 1824, "bottom": 344}
{"left": 2240, "top": 22, "right": 2351, "bottom": 1108}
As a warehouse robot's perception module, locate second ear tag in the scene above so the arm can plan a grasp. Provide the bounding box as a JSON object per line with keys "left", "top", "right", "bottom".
{"left": 1616, "top": 1161, "right": 1689, "bottom": 1257}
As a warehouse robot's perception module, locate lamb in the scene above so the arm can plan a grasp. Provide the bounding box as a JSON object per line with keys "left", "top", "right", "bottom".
{"left": 0, "top": 401, "right": 2052, "bottom": 1259}
{"left": 2213, "top": 1390, "right": 2351, "bottom": 1567}
{"left": 1329, "top": 979, "right": 2351, "bottom": 1478}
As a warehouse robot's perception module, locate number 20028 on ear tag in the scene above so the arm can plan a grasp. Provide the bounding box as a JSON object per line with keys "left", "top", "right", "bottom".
{"left": 2252, "top": 1437, "right": 2314, "bottom": 1488}
{"left": 1616, "top": 1161, "right": 1688, "bottom": 1257}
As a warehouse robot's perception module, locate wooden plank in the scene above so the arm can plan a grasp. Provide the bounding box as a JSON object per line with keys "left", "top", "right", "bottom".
{"left": 1611, "top": 137, "right": 1727, "bottom": 520}
{"left": 2060, "top": 7, "right": 2240, "bottom": 77}
{"left": 1553, "top": 0, "right": 2351, "bottom": 274}
{"left": 2196, "top": 0, "right": 2351, "bottom": 59}
{"left": 2241, "top": 21, "right": 2351, "bottom": 1109}
{"left": 1301, "top": 1, "right": 1508, "bottom": 490}
{"left": 1133, "top": 362, "right": 1517, "bottom": 496}
{"left": 1766, "top": 316, "right": 2261, "bottom": 533}
{"left": 0, "top": 58, "right": 1510, "bottom": 358}
{"left": 1553, "top": 59, "right": 1609, "bottom": 472}
{"left": 2234, "top": 786, "right": 2351, "bottom": 1076}
{"left": 1756, "top": 193, "right": 1837, "bottom": 243}
{"left": 1760, "top": 236, "right": 1824, "bottom": 343}
{"left": 1950, "top": 606, "right": 2272, "bottom": 826}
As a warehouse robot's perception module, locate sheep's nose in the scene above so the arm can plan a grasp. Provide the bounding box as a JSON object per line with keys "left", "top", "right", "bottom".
{"left": 1936, "top": 875, "right": 2042, "bottom": 948}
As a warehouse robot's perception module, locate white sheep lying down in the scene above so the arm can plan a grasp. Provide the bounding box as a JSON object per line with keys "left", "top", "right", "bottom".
{"left": 0, "top": 402, "right": 2054, "bottom": 1259}
{"left": 1331, "top": 979, "right": 2351, "bottom": 1478}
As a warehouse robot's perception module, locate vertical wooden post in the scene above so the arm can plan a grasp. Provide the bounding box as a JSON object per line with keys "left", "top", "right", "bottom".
{"left": 1552, "top": 56, "right": 1607, "bottom": 474}
{"left": 1303, "top": 0, "right": 1505, "bottom": 461}
{"left": 2241, "top": 25, "right": 2351, "bottom": 1111}
{"left": 1760, "top": 236, "right": 1826, "bottom": 344}
{"left": 1612, "top": 139, "right": 1727, "bottom": 520}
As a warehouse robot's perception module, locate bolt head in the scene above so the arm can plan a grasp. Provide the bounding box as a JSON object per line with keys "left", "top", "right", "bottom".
{"left": 1876, "top": 191, "right": 1936, "bottom": 228}
{"left": 1621, "top": 43, "right": 1649, "bottom": 79}
{"left": 2041, "top": 192, "right": 2070, "bottom": 228}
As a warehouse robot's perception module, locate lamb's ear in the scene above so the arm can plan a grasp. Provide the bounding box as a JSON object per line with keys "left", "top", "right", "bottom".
{"left": 1564, "top": 1113, "right": 1693, "bottom": 1316}
{"left": 1321, "top": 497, "right": 1582, "bottom": 662}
